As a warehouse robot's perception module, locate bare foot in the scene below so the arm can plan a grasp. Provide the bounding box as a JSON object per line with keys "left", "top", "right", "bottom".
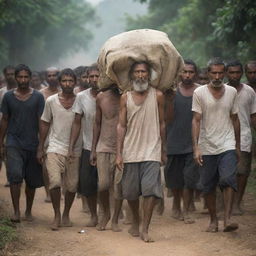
{"left": 189, "top": 202, "right": 196, "bottom": 212}
{"left": 96, "top": 213, "right": 110, "bottom": 231}
{"left": 128, "top": 225, "right": 140, "bottom": 237}
{"left": 24, "top": 211, "right": 34, "bottom": 222}
{"left": 171, "top": 209, "right": 184, "bottom": 221}
{"left": 183, "top": 214, "right": 195, "bottom": 224}
{"left": 140, "top": 232, "right": 154, "bottom": 243}
{"left": 223, "top": 221, "right": 238, "bottom": 232}
{"left": 206, "top": 221, "right": 218, "bottom": 233}
{"left": 11, "top": 212, "right": 20, "bottom": 223}
{"left": 62, "top": 216, "right": 72, "bottom": 227}
{"left": 86, "top": 217, "right": 98, "bottom": 227}
{"left": 111, "top": 222, "right": 122, "bottom": 232}
{"left": 51, "top": 215, "right": 61, "bottom": 231}
{"left": 232, "top": 206, "right": 243, "bottom": 216}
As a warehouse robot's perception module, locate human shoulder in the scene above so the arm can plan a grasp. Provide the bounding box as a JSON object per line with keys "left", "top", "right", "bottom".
{"left": 45, "top": 93, "right": 58, "bottom": 103}
{"left": 243, "top": 83, "right": 256, "bottom": 95}
{"left": 194, "top": 84, "right": 207, "bottom": 95}
{"left": 224, "top": 84, "right": 237, "bottom": 96}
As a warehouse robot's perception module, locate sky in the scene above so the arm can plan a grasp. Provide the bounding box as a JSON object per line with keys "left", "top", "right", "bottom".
{"left": 86, "top": 0, "right": 103, "bottom": 5}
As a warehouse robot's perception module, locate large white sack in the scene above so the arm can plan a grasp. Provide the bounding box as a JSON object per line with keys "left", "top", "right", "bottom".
{"left": 98, "top": 29, "right": 184, "bottom": 91}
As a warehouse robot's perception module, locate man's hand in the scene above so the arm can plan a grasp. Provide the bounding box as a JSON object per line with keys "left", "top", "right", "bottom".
{"left": 116, "top": 154, "right": 124, "bottom": 171}
{"left": 37, "top": 148, "right": 44, "bottom": 165}
{"left": 90, "top": 151, "right": 97, "bottom": 166}
{"left": 67, "top": 148, "right": 75, "bottom": 163}
{"left": 194, "top": 147, "right": 203, "bottom": 166}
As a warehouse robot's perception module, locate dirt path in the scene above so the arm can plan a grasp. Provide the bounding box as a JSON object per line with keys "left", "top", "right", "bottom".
{"left": 1, "top": 169, "right": 256, "bottom": 256}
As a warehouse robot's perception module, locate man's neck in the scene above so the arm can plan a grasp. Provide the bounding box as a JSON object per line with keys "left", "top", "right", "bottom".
{"left": 16, "top": 86, "right": 31, "bottom": 95}
{"left": 180, "top": 82, "right": 195, "bottom": 89}
{"left": 90, "top": 88, "right": 98, "bottom": 98}
{"left": 48, "top": 84, "right": 58, "bottom": 91}
{"left": 229, "top": 82, "right": 243, "bottom": 92}
{"left": 60, "top": 91, "right": 75, "bottom": 99}
{"left": 7, "top": 82, "right": 17, "bottom": 90}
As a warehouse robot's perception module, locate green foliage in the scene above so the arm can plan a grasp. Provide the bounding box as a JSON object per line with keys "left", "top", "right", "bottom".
{"left": 0, "top": 0, "right": 96, "bottom": 70}
{"left": 128, "top": 0, "right": 256, "bottom": 67}
{"left": 0, "top": 217, "right": 17, "bottom": 250}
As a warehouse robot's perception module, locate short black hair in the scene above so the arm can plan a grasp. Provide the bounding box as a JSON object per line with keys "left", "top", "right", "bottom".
{"left": 58, "top": 68, "right": 77, "bottom": 83}
{"left": 245, "top": 60, "right": 256, "bottom": 72}
{"left": 225, "top": 60, "right": 243, "bottom": 72}
{"left": 129, "top": 61, "right": 151, "bottom": 80}
{"left": 3, "top": 65, "right": 15, "bottom": 75}
{"left": 15, "top": 64, "right": 32, "bottom": 78}
{"left": 87, "top": 64, "right": 99, "bottom": 76}
{"left": 184, "top": 59, "right": 198, "bottom": 73}
{"left": 207, "top": 57, "right": 225, "bottom": 72}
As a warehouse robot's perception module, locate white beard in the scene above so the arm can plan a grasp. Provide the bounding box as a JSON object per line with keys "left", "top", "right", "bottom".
{"left": 210, "top": 80, "right": 223, "bottom": 88}
{"left": 132, "top": 80, "right": 149, "bottom": 92}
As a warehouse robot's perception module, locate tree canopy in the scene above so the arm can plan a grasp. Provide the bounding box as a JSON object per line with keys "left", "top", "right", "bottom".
{"left": 0, "top": 0, "right": 95, "bottom": 70}
{"left": 127, "top": 0, "right": 256, "bottom": 66}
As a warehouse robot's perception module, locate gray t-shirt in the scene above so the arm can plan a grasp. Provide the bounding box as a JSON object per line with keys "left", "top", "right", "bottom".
{"left": 167, "top": 89, "right": 193, "bottom": 155}
{"left": 1, "top": 90, "right": 45, "bottom": 151}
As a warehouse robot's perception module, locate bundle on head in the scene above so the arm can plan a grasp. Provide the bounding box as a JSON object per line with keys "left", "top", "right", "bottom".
{"left": 97, "top": 29, "right": 184, "bottom": 92}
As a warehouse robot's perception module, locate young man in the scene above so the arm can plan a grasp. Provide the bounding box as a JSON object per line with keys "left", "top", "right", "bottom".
{"left": 74, "top": 66, "right": 89, "bottom": 94}
{"left": 245, "top": 61, "right": 256, "bottom": 92}
{"left": 116, "top": 61, "right": 166, "bottom": 242}
{"left": 40, "top": 66, "right": 60, "bottom": 203}
{"left": 192, "top": 57, "right": 240, "bottom": 232}
{"left": 30, "top": 72, "right": 45, "bottom": 90}
{"left": 37, "top": 68, "right": 81, "bottom": 231}
{"left": 90, "top": 84, "right": 122, "bottom": 232}
{"left": 197, "top": 67, "right": 209, "bottom": 85}
{"left": 69, "top": 65, "right": 99, "bottom": 227}
{"left": 0, "top": 65, "right": 17, "bottom": 187}
{"left": 226, "top": 60, "right": 256, "bottom": 215}
{"left": 0, "top": 64, "right": 44, "bottom": 222}
{"left": 40, "top": 67, "right": 60, "bottom": 100}
{"left": 165, "top": 60, "right": 199, "bottom": 224}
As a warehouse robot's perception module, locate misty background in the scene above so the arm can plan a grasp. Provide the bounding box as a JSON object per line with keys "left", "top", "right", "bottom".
{"left": 0, "top": 0, "right": 255, "bottom": 71}
{"left": 56, "top": 0, "right": 147, "bottom": 68}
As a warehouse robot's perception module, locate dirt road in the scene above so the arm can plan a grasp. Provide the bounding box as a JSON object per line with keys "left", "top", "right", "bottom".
{"left": 1, "top": 169, "right": 256, "bottom": 256}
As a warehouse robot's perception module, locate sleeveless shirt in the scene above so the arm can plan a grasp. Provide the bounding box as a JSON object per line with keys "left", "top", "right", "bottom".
{"left": 123, "top": 87, "right": 161, "bottom": 163}
{"left": 166, "top": 89, "right": 193, "bottom": 155}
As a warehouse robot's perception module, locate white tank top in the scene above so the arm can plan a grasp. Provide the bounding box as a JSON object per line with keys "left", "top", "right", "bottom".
{"left": 123, "top": 87, "right": 161, "bottom": 163}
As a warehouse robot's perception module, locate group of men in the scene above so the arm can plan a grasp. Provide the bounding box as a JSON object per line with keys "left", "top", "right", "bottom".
{"left": 0, "top": 58, "right": 256, "bottom": 243}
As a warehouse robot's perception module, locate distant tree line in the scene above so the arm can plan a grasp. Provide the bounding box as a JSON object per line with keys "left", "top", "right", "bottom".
{"left": 0, "top": 0, "right": 96, "bottom": 70}
{"left": 127, "top": 0, "right": 256, "bottom": 66}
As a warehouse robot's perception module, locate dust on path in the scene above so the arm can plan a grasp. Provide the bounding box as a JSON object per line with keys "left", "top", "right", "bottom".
{"left": 0, "top": 169, "right": 256, "bottom": 256}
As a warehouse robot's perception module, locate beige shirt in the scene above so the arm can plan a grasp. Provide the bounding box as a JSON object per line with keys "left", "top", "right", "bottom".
{"left": 41, "top": 94, "right": 82, "bottom": 157}
{"left": 72, "top": 88, "right": 96, "bottom": 151}
{"left": 123, "top": 87, "right": 161, "bottom": 163}
{"left": 192, "top": 84, "right": 238, "bottom": 155}
{"left": 236, "top": 83, "right": 256, "bottom": 152}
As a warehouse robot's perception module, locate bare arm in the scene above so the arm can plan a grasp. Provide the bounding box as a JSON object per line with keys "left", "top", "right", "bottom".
{"left": 90, "top": 96, "right": 102, "bottom": 165}
{"left": 116, "top": 93, "right": 127, "bottom": 170}
{"left": 231, "top": 113, "right": 241, "bottom": 161}
{"left": 157, "top": 90, "right": 167, "bottom": 165}
{"left": 0, "top": 114, "right": 8, "bottom": 168}
{"left": 0, "top": 114, "right": 8, "bottom": 147}
{"left": 192, "top": 111, "right": 203, "bottom": 166}
{"left": 37, "top": 120, "right": 50, "bottom": 164}
{"left": 68, "top": 113, "right": 83, "bottom": 156}
{"left": 251, "top": 113, "right": 256, "bottom": 130}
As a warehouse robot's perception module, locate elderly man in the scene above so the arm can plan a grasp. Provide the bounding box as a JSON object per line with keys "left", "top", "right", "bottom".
{"left": 116, "top": 61, "right": 166, "bottom": 242}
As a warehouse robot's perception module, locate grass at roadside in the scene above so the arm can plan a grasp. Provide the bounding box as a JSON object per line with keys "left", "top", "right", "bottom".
{"left": 0, "top": 217, "right": 17, "bottom": 251}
